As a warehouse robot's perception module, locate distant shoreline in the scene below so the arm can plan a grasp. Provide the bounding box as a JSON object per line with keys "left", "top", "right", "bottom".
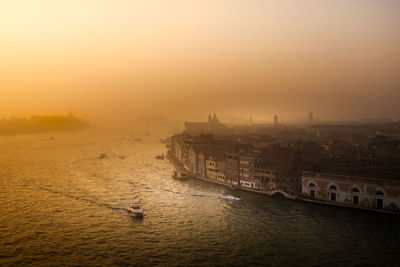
{"left": 0, "top": 128, "right": 92, "bottom": 136}
{"left": 0, "top": 115, "right": 91, "bottom": 136}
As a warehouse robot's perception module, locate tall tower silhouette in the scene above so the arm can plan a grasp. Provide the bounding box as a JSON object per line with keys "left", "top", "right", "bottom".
{"left": 309, "top": 111, "right": 314, "bottom": 125}
{"left": 273, "top": 114, "right": 278, "bottom": 125}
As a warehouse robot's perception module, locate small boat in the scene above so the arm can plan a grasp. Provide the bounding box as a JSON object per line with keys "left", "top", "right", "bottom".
{"left": 127, "top": 203, "right": 146, "bottom": 218}
{"left": 172, "top": 170, "right": 188, "bottom": 180}
{"left": 155, "top": 153, "right": 165, "bottom": 160}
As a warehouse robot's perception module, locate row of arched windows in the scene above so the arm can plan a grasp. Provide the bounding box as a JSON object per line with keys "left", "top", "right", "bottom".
{"left": 307, "top": 181, "right": 386, "bottom": 208}
{"left": 307, "top": 182, "right": 385, "bottom": 196}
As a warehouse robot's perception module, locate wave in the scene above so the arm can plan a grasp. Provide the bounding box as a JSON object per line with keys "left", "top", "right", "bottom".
{"left": 160, "top": 188, "right": 181, "bottom": 195}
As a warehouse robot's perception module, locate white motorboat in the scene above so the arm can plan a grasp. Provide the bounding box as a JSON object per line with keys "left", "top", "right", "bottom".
{"left": 127, "top": 203, "right": 146, "bottom": 217}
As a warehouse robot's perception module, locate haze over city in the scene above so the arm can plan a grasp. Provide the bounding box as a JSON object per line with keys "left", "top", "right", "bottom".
{"left": 1, "top": 1, "right": 400, "bottom": 266}
{"left": 1, "top": 0, "right": 400, "bottom": 125}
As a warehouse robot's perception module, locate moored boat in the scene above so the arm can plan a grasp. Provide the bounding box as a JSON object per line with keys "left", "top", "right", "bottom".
{"left": 172, "top": 170, "right": 188, "bottom": 180}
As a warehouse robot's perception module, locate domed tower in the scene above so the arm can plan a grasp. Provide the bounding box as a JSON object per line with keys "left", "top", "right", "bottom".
{"left": 212, "top": 113, "right": 219, "bottom": 124}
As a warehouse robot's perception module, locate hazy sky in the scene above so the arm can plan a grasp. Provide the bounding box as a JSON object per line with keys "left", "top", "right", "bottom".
{"left": 1, "top": 0, "right": 399, "bottom": 124}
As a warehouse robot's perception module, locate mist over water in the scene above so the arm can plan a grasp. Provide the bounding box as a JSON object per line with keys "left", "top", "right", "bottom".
{"left": 0, "top": 130, "right": 399, "bottom": 266}
{"left": 1, "top": 1, "right": 400, "bottom": 265}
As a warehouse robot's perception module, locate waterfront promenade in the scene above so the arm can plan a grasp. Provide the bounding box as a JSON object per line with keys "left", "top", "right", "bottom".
{"left": 170, "top": 157, "right": 296, "bottom": 200}
{"left": 169, "top": 157, "right": 400, "bottom": 215}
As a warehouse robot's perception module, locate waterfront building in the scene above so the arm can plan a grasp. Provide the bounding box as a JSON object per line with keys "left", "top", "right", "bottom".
{"left": 254, "top": 166, "right": 277, "bottom": 191}
{"left": 197, "top": 152, "right": 207, "bottom": 178}
{"left": 259, "top": 145, "right": 302, "bottom": 193}
{"left": 171, "top": 134, "right": 189, "bottom": 165}
{"left": 184, "top": 113, "right": 227, "bottom": 135}
{"left": 225, "top": 152, "right": 240, "bottom": 186}
{"left": 198, "top": 148, "right": 225, "bottom": 179}
{"left": 206, "top": 156, "right": 225, "bottom": 182}
{"left": 301, "top": 172, "right": 400, "bottom": 212}
{"left": 239, "top": 154, "right": 256, "bottom": 189}
{"left": 277, "top": 175, "right": 301, "bottom": 194}
{"left": 170, "top": 122, "right": 400, "bottom": 213}
{"left": 187, "top": 146, "right": 198, "bottom": 175}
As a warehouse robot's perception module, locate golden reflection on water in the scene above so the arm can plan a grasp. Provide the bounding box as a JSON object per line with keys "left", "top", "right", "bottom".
{"left": 0, "top": 130, "right": 399, "bottom": 265}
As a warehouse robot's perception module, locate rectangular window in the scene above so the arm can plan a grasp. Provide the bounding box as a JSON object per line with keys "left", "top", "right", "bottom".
{"left": 331, "top": 193, "right": 336, "bottom": 201}
{"left": 310, "top": 190, "right": 315, "bottom": 198}
{"left": 353, "top": 195, "right": 359, "bottom": 205}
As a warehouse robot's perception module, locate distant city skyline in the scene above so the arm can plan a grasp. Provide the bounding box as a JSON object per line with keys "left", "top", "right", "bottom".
{"left": 1, "top": 0, "right": 399, "bottom": 124}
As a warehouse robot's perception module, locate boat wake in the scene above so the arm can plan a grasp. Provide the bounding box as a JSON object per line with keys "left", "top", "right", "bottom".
{"left": 219, "top": 195, "right": 241, "bottom": 201}
{"left": 190, "top": 191, "right": 240, "bottom": 200}
{"left": 36, "top": 185, "right": 127, "bottom": 212}
{"left": 191, "top": 191, "right": 206, "bottom": 197}
{"left": 126, "top": 210, "right": 148, "bottom": 218}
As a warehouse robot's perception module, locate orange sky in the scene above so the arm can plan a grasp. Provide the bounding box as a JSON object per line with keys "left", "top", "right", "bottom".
{"left": 1, "top": 0, "right": 399, "bottom": 124}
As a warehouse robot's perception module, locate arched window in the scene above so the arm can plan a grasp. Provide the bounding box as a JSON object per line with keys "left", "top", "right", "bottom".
{"left": 376, "top": 191, "right": 384, "bottom": 196}
{"left": 309, "top": 183, "right": 316, "bottom": 187}
{"left": 352, "top": 188, "right": 360, "bottom": 193}
{"left": 329, "top": 185, "right": 337, "bottom": 190}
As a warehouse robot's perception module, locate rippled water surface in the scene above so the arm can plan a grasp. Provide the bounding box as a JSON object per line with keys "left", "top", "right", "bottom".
{"left": 0, "top": 131, "right": 399, "bottom": 266}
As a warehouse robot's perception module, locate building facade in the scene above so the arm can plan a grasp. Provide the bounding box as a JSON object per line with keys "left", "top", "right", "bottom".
{"left": 206, "top": 156, "right": 225, "bottom": 182}
{"left": 184, "top": 114, "right": 226, "bottom": 135}
{"left": 302, "top": 172, "right": 400, "bottom": 212}
{"left": 239, "top": 154, "right": 256, "bottom": 189}
{"left": 254, "top": 167, "right": 277, "bottom": 191}
{"left": 197, "top": 152, "right": 207, "bottom": 178}
{"left": 225, "top": 152, "right": 240, "bottom": 186}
